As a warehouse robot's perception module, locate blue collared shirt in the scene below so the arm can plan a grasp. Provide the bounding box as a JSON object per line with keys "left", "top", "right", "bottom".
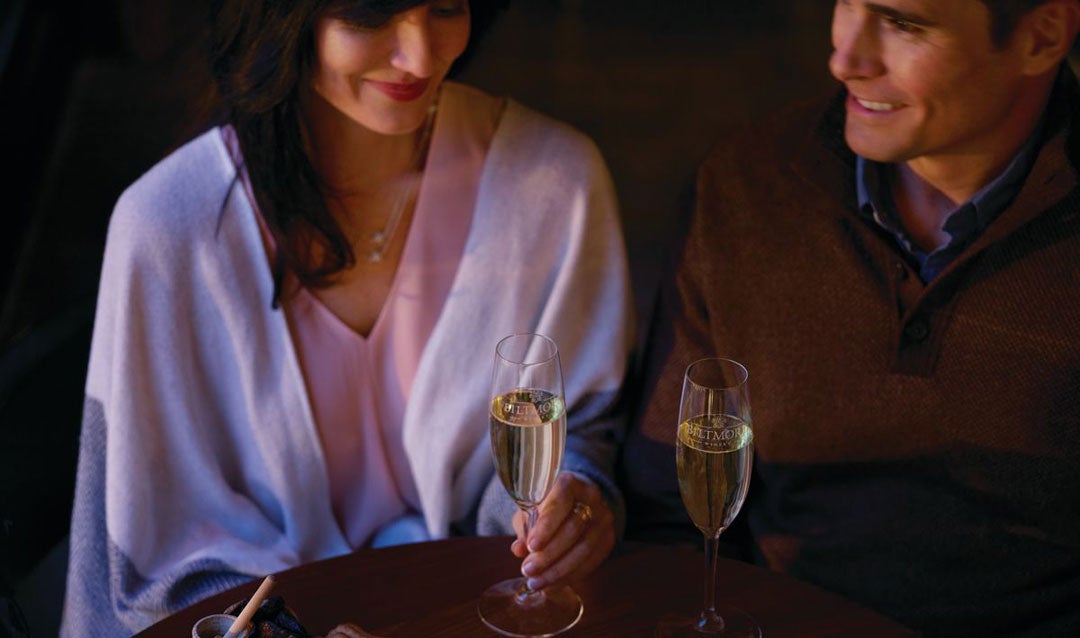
{"left": 855, "top": 125, "right": 1043, "bottom": 281}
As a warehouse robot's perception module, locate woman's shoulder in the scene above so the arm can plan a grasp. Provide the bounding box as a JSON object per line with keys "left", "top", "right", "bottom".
{"left": 505, "top": 102, "right": 601, "bottom": 166}
{"left": 443, "top": 81, "right": 603, "bottom": 169}
{"left": 441, "top": 80, "right": 500, "bottom": 109}
{"left": 110, "top": 127, "right": 238, "bottom": 244}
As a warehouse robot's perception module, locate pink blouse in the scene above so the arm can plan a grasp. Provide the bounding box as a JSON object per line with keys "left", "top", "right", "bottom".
{"left": 224, "top": 83, "right": 504, "bottom": 548}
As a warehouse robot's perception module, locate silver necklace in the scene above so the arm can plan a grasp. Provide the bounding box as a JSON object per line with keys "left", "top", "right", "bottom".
{"left": 365, "top": 101, "right": 437, "bottom": 263}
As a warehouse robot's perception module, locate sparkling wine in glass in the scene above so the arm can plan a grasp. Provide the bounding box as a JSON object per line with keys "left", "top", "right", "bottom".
{"left": 477, "top": 333, "right": 583, "bottom": 637}
{"left": 659, "top": 357, "right": 761, "bottom": 637}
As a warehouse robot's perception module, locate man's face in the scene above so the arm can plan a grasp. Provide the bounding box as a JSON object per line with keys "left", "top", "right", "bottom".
{"left": 829, "top": 0, "right": 1028, "bottom": 166}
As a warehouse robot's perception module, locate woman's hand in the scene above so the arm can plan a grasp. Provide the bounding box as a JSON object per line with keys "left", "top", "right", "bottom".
{"left": 510, "top": 472, "right": 615, "bottom": 590}
{"left": 319, "top": 622, "right": 387, "bottom": 638}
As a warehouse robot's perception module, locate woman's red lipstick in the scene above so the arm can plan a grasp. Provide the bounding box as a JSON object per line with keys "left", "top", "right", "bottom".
{"left": 369, "top": 78, "right": 430, "bottom": 101}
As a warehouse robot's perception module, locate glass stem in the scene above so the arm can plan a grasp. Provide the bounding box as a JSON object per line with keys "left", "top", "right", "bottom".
{"left": 525, "top": 506, "right": 538, "bottom": 542}
{"left": 700, "top": 533, "right": 725, "bottom": 630}
{"left": 518, "top": 506, "right": 542, "bottom": 600}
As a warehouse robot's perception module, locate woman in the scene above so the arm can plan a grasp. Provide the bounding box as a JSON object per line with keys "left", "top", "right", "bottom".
{"left": 61, "top": 0, "right": 634, "bottom": 634}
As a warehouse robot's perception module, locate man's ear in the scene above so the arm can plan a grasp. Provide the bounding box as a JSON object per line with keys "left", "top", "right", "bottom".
{"left": 1014, "top": 0, "right": 1080, "bottom": 76}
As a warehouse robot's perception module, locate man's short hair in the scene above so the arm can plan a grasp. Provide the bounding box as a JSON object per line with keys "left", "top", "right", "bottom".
{"left": 979, "top": 0, "right": 1068, "bottom": 47}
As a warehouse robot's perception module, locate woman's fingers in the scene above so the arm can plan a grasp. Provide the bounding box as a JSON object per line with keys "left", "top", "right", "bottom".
{"left": 533, "top": 498, "right": 604, "bottom": 560}
{"left": 517, "top": 472, "right": 615, "bottom": 589}
{"left": 324, "top": 623, "right": 388, "bottom": 638}
{"left": 527, "top": 473, "right": 600, "bottom": 551}
{"left": 527, "top": 518, "right": 612, "bottom": 590}
{"left": 522, "top": 496, "right": 614, "bottom": 589}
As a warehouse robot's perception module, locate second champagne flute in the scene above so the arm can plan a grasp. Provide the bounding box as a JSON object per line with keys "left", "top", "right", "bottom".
{"left": 658, "top": 357, "right": 761, "bottom": 637}
{"left": 477, "top": 333, "right": 583, "bottom": 637}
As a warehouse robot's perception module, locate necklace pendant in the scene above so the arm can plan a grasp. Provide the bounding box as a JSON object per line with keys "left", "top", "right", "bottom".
{"left": 368, "top": 232, "right": 387, "bottom": 262}
{"left": 356, "top": 95, "right": 436, "bottom": 268}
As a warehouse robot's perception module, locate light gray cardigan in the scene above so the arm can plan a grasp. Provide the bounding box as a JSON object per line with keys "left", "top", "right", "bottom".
{"left": 62, "top": 92, "right": 634, "bottom": 636}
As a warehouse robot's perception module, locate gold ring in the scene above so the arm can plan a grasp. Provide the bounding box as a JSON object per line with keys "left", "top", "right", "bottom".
{"left": 572, "top": 502, "right": 593, "bottom": 523}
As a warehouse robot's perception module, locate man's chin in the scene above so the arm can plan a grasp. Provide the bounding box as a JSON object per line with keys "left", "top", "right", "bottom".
{"left": 845, "top": 131, "right": 908, "bottom": 164}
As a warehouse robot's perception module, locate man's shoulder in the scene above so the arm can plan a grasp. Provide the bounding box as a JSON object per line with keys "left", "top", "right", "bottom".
{"left": 700, "top": 91, "right": 842, "bottom": 177}
{"left": 1054, "top": 65, "right": 1080, "bottom": 165}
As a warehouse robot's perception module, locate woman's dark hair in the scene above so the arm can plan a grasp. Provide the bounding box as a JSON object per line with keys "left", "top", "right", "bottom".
{"left": 206, "top": 0, "right": 508, "bottom": 305}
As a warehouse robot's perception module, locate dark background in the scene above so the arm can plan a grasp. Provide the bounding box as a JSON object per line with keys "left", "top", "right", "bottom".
{"left": 0, "top": 1, "right": 837, "bottom": 636}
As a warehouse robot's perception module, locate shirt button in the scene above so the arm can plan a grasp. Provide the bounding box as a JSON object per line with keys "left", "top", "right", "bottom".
{"left": 892, "top": 261, "right": 908, "bottom": 281}
{"left": 904, "top": 319, "right": 929, "bottom": 343}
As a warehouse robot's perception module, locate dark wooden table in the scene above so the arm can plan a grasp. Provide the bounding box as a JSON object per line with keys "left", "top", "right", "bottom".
{"left": 136, "top": 537, "right": 916, "bottom": 637}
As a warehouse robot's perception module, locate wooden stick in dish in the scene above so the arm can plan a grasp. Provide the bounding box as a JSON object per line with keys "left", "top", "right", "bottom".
{"left": 223, "top": 575, "right": 275, "bottom": 638}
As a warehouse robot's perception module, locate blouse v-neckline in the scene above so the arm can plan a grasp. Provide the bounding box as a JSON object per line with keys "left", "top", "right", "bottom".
{"left": 225, "top": 82, "right": 505, "bottom": 547}
{"left": 298, "top": 128, "right": 437, "bottom": 345}
{"left": 297, "top": 84, "right": 503, "bottom": 347}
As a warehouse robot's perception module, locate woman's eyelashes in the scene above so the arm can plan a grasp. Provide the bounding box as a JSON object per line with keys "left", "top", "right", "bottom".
{"left": 334, "top": 9, "right": 393, "bottom": 31}
{"left": 430, "top": 0, "right": 468, "bottom": 18}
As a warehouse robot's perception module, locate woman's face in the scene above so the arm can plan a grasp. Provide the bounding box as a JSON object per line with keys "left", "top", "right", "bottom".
{"left": 310, "top": 1, "right": 471, "bottom": 135}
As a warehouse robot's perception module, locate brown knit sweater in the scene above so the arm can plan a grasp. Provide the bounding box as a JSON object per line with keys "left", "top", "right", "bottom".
{"left": 622, "top": 69, "right": 1080, "bottom": 637}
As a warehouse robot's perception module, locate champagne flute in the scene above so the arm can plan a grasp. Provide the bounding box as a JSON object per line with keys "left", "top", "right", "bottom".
{"left": 477, "top": 333, "right": 583, "bottom": 637}
{"left": 658, "top": 357, "right": 761, "bottom": 637}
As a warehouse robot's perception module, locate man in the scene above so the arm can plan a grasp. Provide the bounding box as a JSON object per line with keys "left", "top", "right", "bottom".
{"left": 622, "top": 1, "right": 1080, "bottom": 636}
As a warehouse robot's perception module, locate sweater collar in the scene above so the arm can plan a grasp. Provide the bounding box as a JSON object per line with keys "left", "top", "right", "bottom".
{"left": 790, "top": 65, "right": 1080, "bottom": 259}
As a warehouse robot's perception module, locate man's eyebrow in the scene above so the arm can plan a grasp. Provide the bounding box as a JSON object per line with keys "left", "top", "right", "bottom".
{"left": 864, "top": 3, "right": 938, "bottom": 27}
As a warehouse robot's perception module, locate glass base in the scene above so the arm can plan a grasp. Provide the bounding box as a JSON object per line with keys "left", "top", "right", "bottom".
{"left": 477, "top": 577, "right": 583, "bottom": 637}
{"left": 655, "top": 605, "right": 762, "bottom": 637}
